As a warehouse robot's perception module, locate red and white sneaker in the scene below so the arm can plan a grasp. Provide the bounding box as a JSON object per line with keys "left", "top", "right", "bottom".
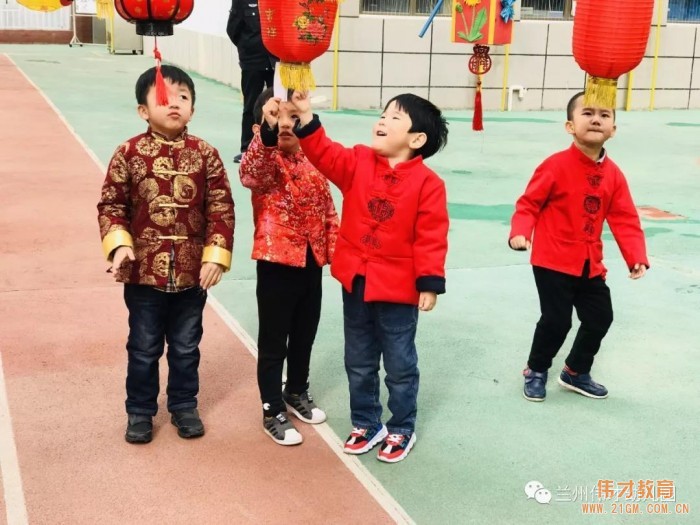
{"left": 343, "top": 424, "right": 388, "bottom": 455}
{"left": 377, "top": 433, "right": 416, "bottom": 463}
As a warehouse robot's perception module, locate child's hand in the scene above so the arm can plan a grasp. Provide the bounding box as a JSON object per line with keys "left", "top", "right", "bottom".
{"left": 509, "top": 235, "right": 531, "bottom": 251}
{"left": 200, "top": 262, "right": 224, "bottom": 289}
{"left": 629, "top": 263, "right": 647, "bottom": 280}
{"left": 290, "top": 90, "right": 313, "bottom": 126}
{"left": 262, "top": 97, "right": 281, "bottom": 128}
{"left": 419, "top": 292, "right": 437, "bottom": 312}
{"left": 110, "top": 246, "right": 135, "bottom": 277}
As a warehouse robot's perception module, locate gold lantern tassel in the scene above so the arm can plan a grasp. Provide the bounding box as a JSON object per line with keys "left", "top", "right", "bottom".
{"left": 584, "top": 76, "right": 617, "bottom": 109}
{"left": 280, "top": 62, "right": 316, "bottom": 92}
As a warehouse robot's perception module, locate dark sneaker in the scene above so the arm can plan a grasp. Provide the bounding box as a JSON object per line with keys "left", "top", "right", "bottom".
{"left": 283, "top": 390, "right": 327, "bottom": 424}
{"left": 125, "top": 414, "right": 153, "bottom": 444}
{"left": 343, "top": 423, "right": 388, "bottom": 455}
{"left": 523, "top": 368, "right": 547, "bottom": 402}
{"left": 170, "top": 408, "right": 205, "bottom": 438}
{"left": 263, "top": 412, "right": 303, "bottom": 445}
{"left": 233, "top": 153, "right": 242, "bottom": 163}
{"left": 558, "top": 370, "right": 608, "bottom": 399}
{"left": 377, "top": 433, "right": 416, "bottom": 463}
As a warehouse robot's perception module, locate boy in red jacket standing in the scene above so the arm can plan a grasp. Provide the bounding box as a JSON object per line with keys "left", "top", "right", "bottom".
{"left": 285, "top": 91, "right": 449, "bottom": 463}
{"left": 510, "top": 91, "right": 648, "bottom": 403}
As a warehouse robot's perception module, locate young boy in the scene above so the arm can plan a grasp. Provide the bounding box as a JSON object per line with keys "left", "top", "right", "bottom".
{"left": 97, "top": 66, "right": 235, "bottom": 443}
{"left": 509, "top": 91, "right": 648, "bottom": 402}
{"left": 240, "top": 88, "right": 338, "bottom": 446}
{"left": 288, "top": 91, "right": 449, "bottom": 462}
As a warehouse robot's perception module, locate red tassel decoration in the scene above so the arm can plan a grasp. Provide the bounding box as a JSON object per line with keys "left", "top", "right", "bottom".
{"left": 153, "top": 38, "right": 169, "bottom": 107}
{"left": 472, "top": 77, "right": 483, "bottom": 131}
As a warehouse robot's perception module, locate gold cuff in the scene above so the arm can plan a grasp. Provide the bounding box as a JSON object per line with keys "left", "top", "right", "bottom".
{"left": 202, "top": 245, "right": 232, "bottom": 272}
{"left": 102, "top": 229, "right": 134, "bottom": 260}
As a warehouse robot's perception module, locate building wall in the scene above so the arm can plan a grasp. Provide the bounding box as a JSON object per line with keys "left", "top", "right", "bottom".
{"left": 153, "top": 0, "right": 700, "bottom": 110}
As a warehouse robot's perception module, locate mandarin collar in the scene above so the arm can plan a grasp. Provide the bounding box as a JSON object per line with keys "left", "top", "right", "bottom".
{"left": 147, "top": 126, "right": 188, "bottom": 146}
{"left": 376, "top": 154, "right": 424, "bottom": 172}
{"left": 569, "top": 143, "right": 606, "bottom": 166}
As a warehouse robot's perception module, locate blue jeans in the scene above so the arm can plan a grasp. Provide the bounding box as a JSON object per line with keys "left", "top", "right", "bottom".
{"left": 123, "top": 284, "right": 207, "bottom": 416}
{"left": 342, "top": 276, "right": 419, "bottom": 435}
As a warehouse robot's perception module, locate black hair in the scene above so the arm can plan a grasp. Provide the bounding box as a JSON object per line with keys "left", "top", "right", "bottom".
{"left": 253, "top": 87, "right": 275, "bottom": 125}
{"left": 135, "top": 65, "right": 196, "bottom": 106}
{"left": 566, "top": 91, "right": 615, "bottom": 121}
{"left": 384, "top": 94, "right": 448, "bottom": 159}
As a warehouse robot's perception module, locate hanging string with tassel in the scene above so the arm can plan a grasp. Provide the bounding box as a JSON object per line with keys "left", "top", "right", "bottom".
{"left": 153, "top": 36, "right": 169, "bottom": 106}
{"left": 473, "top": 75, "right": 484, "bottom": 131}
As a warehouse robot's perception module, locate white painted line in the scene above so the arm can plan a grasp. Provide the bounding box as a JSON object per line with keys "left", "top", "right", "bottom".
{"left": 207, "top": 295, "right": 415, "bottom": 525}
{"left": 0, "top": 354, "right": 29, "bottom": 525}
{"left": 5, "top": 51, "right": 414, "bottom": 525}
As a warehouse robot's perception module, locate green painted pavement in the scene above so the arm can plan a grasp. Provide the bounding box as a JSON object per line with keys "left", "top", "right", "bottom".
{"left": 5, "top": 44, "right": 699, "bottom": 524}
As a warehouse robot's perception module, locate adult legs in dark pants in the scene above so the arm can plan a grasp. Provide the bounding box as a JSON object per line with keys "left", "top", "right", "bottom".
{"left": 256, "top": 247, "right": 323, "bottom": 444}
{"left": 238, "top": 68, "right": 273, "bottom": 159}
{"left": 525, "top": 261, "right": 613, "bottom": 399}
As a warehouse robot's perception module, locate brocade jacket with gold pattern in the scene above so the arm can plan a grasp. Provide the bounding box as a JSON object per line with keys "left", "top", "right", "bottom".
{"left": 97, "top": 128, "right": 235, "bottom": 288}
{"left": 240, "top": 130, "right": 338, "bottom": 267}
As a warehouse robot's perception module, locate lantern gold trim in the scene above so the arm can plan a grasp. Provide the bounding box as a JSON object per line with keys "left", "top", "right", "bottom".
{"left": 584, "top": 76, "right": 618, "bottom": 109}
{"left": 280, "top": 63, "right": 316, "bottom": 92}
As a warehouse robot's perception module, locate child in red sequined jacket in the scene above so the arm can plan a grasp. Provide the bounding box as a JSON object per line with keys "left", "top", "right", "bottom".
{"left": 239, "top": 87, "right": 338, "bottom": 446}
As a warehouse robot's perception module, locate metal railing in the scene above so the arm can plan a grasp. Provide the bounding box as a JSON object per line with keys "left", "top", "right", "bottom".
{"left": 361, "top": 0, "right": 451, "bottom": 16}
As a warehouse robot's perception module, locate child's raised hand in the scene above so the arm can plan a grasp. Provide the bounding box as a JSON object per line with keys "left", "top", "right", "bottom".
{"left": 200, "top": 262, "right": 224, "bottom": 290}
{"left": 629, "top": 263, "right": 647, "bottom": 280}
{"left": 110, "top": 246, "right": 135, "bottom": 278}
{"left": 290, "top": 90, "right": 313, "bottom": 125}
{"left": 509, "top": 235, "right": 531, "bottom": 251}
{"left": 262, "top": 97, "right": 281, "bottom": 128}
{"left": 418, "top": 292, "right": 437, "bottom": 312}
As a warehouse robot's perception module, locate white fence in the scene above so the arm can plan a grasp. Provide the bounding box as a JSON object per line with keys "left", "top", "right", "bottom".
{"left": 0, "top": 0, "right": 71, "bottom": 31}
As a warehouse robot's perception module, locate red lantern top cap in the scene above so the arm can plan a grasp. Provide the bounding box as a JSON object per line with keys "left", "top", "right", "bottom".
{"left": 115, "top": 0, "right": 194, "bottom": 36}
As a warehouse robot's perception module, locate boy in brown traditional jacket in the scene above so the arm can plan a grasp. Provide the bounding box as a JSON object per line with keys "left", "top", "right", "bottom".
{"left": 97, "top": 66, "right": 235, "bottom": 444}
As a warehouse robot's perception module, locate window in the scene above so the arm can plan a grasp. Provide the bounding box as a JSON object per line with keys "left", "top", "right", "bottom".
{"left": 361, "top": 0, "right": 451, "bottom": 16}
{"left": 668, "top": 0, "right": 700, "bottom": 22}
{"left": 520, "top": 0, "right": 574, "bottom": 20}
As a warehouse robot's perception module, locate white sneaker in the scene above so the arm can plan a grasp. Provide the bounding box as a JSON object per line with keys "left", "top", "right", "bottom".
{"left": 263, "top": 413, "right": 303, "bottom": 446}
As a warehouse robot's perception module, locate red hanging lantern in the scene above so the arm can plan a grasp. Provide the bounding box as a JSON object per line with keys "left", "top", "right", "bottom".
{"left": 115, "top": 0, "right": 195, "bottom": 106}
{"left": 114, "top": 0, "right": 194, "bottom": 36}
{"left": 259, "top": 0, "right": 339, "bottom": 91}
{"left": 573, "top": 0, "right": 654, "bottom": 108}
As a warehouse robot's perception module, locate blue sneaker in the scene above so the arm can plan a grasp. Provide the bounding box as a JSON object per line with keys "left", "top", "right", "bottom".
{"left": 523, "top": 368, "right": 547, "bottom": 402}
{"left": 558, "top": 369, "right": 608, "bottom": 399}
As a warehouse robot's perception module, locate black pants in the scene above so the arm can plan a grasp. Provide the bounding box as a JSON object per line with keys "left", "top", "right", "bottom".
{"left": 256, "top": 247, "right": 322, "bottom": 416}
{"left": 240, "top": 68, "right": 274, "bottom": 153}
{"left": 528, "top": 262, "right": 613, "bottom": 374}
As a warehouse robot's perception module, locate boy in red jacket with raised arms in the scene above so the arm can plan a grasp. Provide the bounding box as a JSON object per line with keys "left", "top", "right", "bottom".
{"left": 510, "top": 91, "right": 649, "bottom": 402}
{"left": 279, "top": 91, "right": 449, "bottom": 463}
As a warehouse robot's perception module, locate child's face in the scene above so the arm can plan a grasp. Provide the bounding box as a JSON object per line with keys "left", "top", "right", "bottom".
{"left": 566, "top": 96, "right": 616, "bottom": 148}
{"left": 276, "top": 101, "right": 301, "bottom": 154}
{"left": 371, "top": 101, "right": 426, "bottom": 162}
{"left": 137, "top": 80, "right": 194, "bottom": 140}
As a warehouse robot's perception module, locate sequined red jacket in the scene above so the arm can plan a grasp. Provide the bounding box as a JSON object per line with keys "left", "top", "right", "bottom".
{"left": 97, "top": 128, "right": 235, "bottom": 287}
{"left": 240, "top": 130, "right": 338, "bottom": 267}
{"left": 510, "top": 144, "right": 649, "bottom": 278}
{"left": 296, "top": 117, "right": 449, "bottom": 305}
